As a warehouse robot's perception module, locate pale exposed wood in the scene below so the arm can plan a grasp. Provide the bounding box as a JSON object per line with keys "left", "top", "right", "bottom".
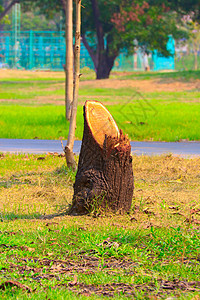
{"left": 85, "top": 101, "right": 119, "bottom": 147}
{"left": 65, "top": 0, "right": 81, "bottom": 171}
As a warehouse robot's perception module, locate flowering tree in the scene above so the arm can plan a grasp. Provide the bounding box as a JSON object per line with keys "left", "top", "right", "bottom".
{"left": 3, "top": 0, "right": 200, "bottom": 78}
{"left": 82, "top": 0, "right": 179, "bottom": 79}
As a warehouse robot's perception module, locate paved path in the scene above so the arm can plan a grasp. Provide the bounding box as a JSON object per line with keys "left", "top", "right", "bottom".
{"left": 0, "top": 139, "right": 200, "bottom": 157}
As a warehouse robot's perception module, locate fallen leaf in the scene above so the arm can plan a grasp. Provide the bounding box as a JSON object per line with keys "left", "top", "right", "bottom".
{"left": 191, "top": 295, "right": 200, "bottom": 300}
{"left": 192, "top": 219, "right": 200, "bottom": 224}
{"left": 0, "top": 280, "right": 32, "bottom": 293}
{"left": 190, "top": 208, "right": 200, "bottom": 214}
{"left": 21, "top": 246, "right": 35, "bottom": 252}
{"left": 130, "top": 216, "right": 137, "bottom": 222}
{"left": 45, "top": 222, "right": 59, "bottom": 227}
{"left": 68, "top": 275, "right": 78, "bottom": 286}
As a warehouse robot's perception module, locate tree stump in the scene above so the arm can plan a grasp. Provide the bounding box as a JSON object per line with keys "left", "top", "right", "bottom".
{"left": 69, "top": 100, "right": 134, "bottom": 215}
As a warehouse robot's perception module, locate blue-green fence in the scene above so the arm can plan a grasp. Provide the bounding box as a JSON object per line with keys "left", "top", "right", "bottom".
{"left": 0, "top": 31, "right": 94, "bottom": 70}
{"left": 0, "top": 30, "right": 175, "bottom": 71}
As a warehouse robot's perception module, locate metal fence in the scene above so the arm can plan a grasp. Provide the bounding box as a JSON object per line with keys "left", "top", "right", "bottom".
{"left": 0, "top": 31, "right": 94, "bottom": 70}
{"left": 0, "top": 30, "right": 178, "bottom": 72}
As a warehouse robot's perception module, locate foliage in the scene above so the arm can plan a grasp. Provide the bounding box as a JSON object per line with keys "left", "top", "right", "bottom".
{"left": 176, "top": 13, "right": 200, "bottom": 70}
{"left": 1, "top": 0, "right": 200, "bottom": 77}
{"left": 181, "top": 16, "right": 200, "bottom": 53}
{"left": 4, "top": 9, "right": 62, "bottom": 31}
{"left": 19, "top": 0, "right": 197, "bottom": 78}
{"left": 0, "top": 0, "right": 10, "bottom": 25}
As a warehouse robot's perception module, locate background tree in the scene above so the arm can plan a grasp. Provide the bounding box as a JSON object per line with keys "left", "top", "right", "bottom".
{"left": 180, "top": 13, "right": 200, "bottom": 70}
{"left": 0, "top": 0, "right": 17, "bottom": 30}
{"left": 0, "top": 0, "right": 19, "bottom": 23}
{"left": 17, "top": 0, "right": 199, "bottom": 79}
{"left": 3, "top": 9, "right": 62, "bottom": 31}
{"left": 1, "top": 0, "right": 200, "bottom": 79}
{"left": 81, "top": 0, "right": 180, "bottom": 79}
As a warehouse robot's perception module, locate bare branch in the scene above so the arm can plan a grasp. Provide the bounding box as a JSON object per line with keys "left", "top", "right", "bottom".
{"left": 0, "top": 0, "right": 19, "bottom": 21}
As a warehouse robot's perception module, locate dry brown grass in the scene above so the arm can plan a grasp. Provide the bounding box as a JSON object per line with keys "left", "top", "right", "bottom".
{"left": 132, "top": 154, "right": 200, "bottom": 228}
{"left": 80, "top": 78, "right": 200, "bottom": 92}
{"left": 0, "top": 69, "right": 65, "bottom": 80}
{"left": 0, "top": 154, "right": 199, "bottom": 229}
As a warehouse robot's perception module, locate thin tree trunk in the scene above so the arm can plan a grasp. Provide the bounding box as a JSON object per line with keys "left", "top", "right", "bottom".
{"left": 62, "top": 0, "right": 74, "bottom": 121}
{"left": 69, "top": 101, "right": 134, "bottom": 215}
{"left": 194, "top": 51, "right": 198, "bottom": 70}
{"left": 64, "top": 0, "right": 81, "bottom": 171}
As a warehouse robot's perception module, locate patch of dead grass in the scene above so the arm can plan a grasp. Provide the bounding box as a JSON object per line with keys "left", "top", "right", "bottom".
{"left": 0, "top": 69, "right": 65, "bottom": 80}
{"left": 80, "top": 78, "right": 200, "bottom": 92}
{"left": 0, "top": 154, "right": 199, "bottom": 228}
{"left": 132, "top": 155, "right": 200, "bottom": 228}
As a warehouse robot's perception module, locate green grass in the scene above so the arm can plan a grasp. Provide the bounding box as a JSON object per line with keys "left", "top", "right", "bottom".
{"left": 0, "top": 101, "right": 200, "bottom": 141}
{"left": 0, "top": 69, "right": 200, "bottom": 141}
{"left": 0, "top": 153, "right": 200, "bottom": 299}
{"left": 118, "top": 70, "right": 200, "bottom": 81}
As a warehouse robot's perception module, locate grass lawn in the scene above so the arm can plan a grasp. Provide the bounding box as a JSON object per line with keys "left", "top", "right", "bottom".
{"left": 0, "top": 153, "right": 200, "bottom": 299}
{"left": 0, "top": 69, "right": 200, "bottom": 142}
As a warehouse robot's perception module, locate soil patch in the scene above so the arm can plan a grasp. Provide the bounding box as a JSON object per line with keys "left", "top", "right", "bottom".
{"left": 80, "top": 78, "right": 200, "bottom": 92}
{"left": 6, "top": 256, "right": 200, "bottom": 297}
{"left": 0, "top": 70, "right": 64, "bottom": 80}
{"left": 57, "top": 280, "right": 200, "bottom": 297}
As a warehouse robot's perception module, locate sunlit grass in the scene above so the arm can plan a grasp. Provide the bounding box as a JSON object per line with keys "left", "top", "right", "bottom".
{"left": 0, "top": 69, "right": 200, "bottom": 141}
{"left": 0, "top": 101, "right": 200, "bottom": 141}
{"left": 0, "top": 154, "right": 200, "bottom": 299}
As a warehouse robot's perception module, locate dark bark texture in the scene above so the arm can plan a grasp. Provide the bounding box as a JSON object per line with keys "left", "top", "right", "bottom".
{"left": 69, "top": 104, "right": 134, "bottom": 215}
{"left": 81, "top": 0, "right": 118, "bottom": 79}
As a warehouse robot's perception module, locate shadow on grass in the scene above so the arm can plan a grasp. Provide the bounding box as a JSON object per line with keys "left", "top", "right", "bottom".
{"left": 0, "top": 208, "right": 71, "bottom": 221}
{"left": 0, "top": 179, "right": 37, "bottom": 189}
{"left": 0, "top": 165, "right": 75, "bottom": 221}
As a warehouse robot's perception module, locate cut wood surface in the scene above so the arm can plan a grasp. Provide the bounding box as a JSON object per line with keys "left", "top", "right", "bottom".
{"left": 86, "top": 101, "right": 119, "bottom": 147}
{"left": 69, "top": 100, "right": 134, "bottom": 215}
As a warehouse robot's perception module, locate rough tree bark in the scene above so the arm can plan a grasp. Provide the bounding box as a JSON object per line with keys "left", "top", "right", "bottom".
{"left": 69, "top": 100, "right": 134, "bottom": 215}
{"left": 81, "top": 0, "right": 118, "bottom": 80}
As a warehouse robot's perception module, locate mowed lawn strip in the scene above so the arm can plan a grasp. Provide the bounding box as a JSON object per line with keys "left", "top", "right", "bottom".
{"left": 0, "top": 154, "right": 200, "bottom": 299}
{"left": 0, "top": 69, "right": 200, "bottom": 142}
{"left": 0, "top": 101, "right": 200, "bottom": 141}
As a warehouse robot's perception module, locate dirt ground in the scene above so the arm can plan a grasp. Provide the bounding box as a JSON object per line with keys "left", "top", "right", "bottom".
{"left": 0, "top": 69, "right": 65, "bottom": 80}
{"left": 80, "top": 78, "right": 200, "bottom": 92}
{"left": 1, "top": 69, "right": 200, "bottom": 93}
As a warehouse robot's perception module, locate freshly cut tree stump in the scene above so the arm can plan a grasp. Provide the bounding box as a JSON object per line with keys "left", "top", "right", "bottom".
{"left": 69, "top": 100, "right": 134, "bottom": 215}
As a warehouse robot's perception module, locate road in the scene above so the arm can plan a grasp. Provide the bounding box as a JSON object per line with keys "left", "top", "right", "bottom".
{"left": 0, "top": 139, "right": 200, "bottom": 157}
